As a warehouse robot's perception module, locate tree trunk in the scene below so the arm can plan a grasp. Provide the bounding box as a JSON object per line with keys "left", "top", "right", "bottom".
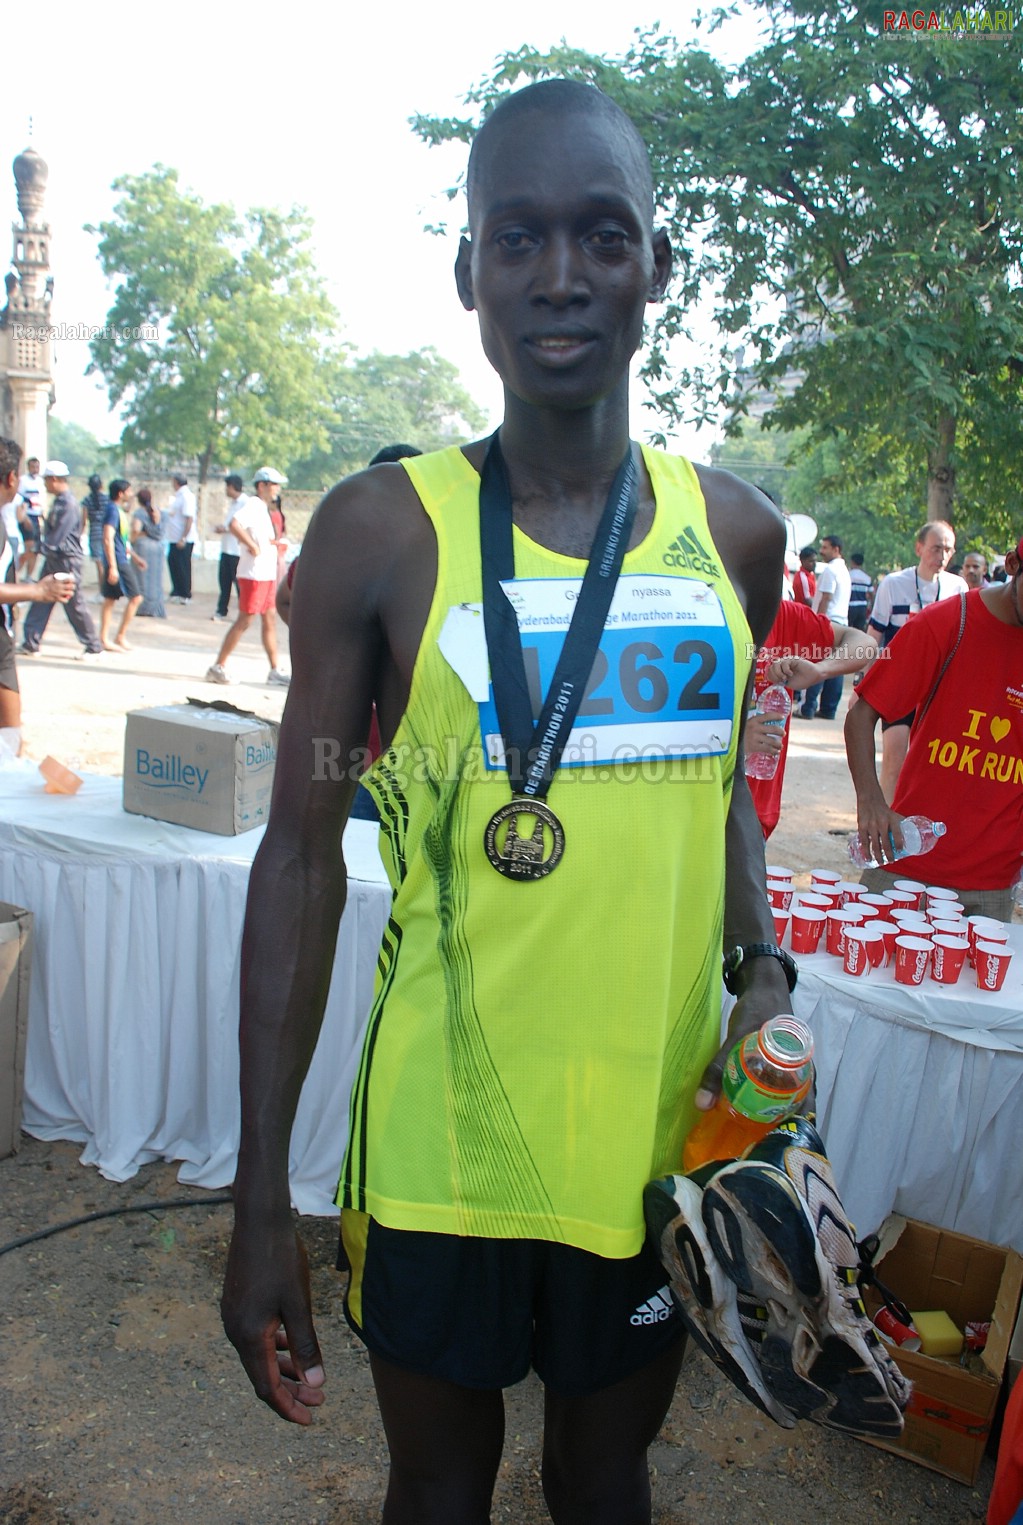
{"left": 196, "top": 444, "right": 214, "bottom": 548}
{"left": 927, "top": 413, "right": 956, "bottom": 523}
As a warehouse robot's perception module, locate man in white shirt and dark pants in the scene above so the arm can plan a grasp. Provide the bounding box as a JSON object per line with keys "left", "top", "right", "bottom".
{"left": 213, "top": 475, "right": 246, "bottom": 621}
{"left": 205, "top": 467, "right": 290, "bottom": 686}
{"left": 798, "top": 534, "right": 852, "bottom": 720}
{"left": 165, "top": 472, "right": 197, "bottom": 604}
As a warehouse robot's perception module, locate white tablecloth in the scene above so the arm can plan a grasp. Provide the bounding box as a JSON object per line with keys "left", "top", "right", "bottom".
{"left": 790, "top": 927, "right": 1023, "bottom": 1252}
{"left": 0, "top": 765, "right": 391, "bottom": 1214}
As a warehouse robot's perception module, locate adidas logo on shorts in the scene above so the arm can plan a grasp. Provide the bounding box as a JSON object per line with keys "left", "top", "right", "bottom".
{"left": 630, "top": 1286, "right": 675, "bottom": 1326}
{"left": 662, "top": 528, "right": 721, "bottom": 579}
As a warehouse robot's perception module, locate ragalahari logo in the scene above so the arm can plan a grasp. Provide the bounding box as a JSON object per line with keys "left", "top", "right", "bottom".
{"left": 882, "top": 8, "right": 1016, "bottom": 29}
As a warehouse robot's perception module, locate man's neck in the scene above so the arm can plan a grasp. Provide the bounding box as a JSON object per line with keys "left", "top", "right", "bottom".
{"left": 499, "top": 387, "right": 632, "bottom": 506}
{"left": 916, "top": 564, "right": 939, "bottom": 584}
{"left": 983, "top": 580, "right": 1023, "bottom": 628}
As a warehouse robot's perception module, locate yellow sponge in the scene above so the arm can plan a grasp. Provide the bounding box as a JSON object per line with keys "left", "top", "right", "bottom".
{"left": 910, "top": 1310, "right": 963, "bottom": 1357}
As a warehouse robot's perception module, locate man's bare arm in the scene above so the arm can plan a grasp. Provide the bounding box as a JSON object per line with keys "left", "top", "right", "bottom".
{"left": 696, "top": 470, "right": 792, "bottom": 1102}
{"left": 221, "top": 475, "right": 398, "bottom": 1424}
{"left": 844, "top": 692, "right": 906, "bottom": 864}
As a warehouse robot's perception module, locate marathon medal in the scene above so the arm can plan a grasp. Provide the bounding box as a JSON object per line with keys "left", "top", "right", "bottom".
{"left": 479, "top": 432, "right": 638, "bottom": 880}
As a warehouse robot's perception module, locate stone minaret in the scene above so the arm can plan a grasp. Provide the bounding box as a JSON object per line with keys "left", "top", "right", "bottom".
{"left": 0, "top": 147, "right": 55, "bottom": 463}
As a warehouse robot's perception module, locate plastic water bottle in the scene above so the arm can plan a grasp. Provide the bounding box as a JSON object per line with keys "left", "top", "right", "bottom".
{"left": 682, "top": 1016, "right": 815, "bottom": 1173}
{"left": 847, "top": 815, "right": 947, "bottom": 869}
{"left": 744, "top": 684, "right": 792, "bottom": 781}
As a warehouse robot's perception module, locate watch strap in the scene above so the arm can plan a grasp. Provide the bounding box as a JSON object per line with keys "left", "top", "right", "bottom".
{"left": 723, "top": 942, "right": 798, "bottom": 994}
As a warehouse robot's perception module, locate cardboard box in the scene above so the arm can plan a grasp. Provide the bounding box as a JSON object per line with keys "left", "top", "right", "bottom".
{"left": 123, "top": 702, "right": 278, "bottom": 835}
{"left": 0, "top": 903, "right": 33, "bottom": 1159}
{"left": 862, "top": 1215, "right": 1023, "bottom": 1484}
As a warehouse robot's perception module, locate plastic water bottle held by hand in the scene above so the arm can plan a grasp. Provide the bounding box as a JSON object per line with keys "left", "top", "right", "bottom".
{"left": 682, "top": 1016, "right": 815, "bottom": 1173}
{"left": 847, "top": 816, "right": 947, "bottom": 870}
{"left": 744, "top": 685, "right": 792, "bottom": 781}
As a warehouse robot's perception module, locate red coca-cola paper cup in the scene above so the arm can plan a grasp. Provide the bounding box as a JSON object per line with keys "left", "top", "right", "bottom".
{"left": 893, "top": 878, "right": 926, "bottom": 909}
{"left": 826, "top": 907, "right": 863, "bottom": 957}
{"left": 930, "top": 917, "right": 965, "bottom": 939}
{"left": 766, "top": 880, "right": 794, "bottom": 912}
{"left": 873, "top": 1306, "right": 922, "bottom": 1351}
{"left": 880, "top": 922, "right": 901, "bottom": 965}
{"left": 895, "top": 935, "right": 933, "bottom": 987}
{"left": 924, "top": 885, "right": 958, "bottom": 909}
{"left": 837, "top": 881, "right": 864, "bottom": 905}
{"left": 765, "top": 864, "right": 793, "bottom": 883}
{"left": 967, "top": 918, "right": 1005, "bottom": 966}
{"left": 885, "top": 889, "right": 917, "bottom": 911}
{"left": 790, "top": 907, "right": 826, "bottom": 955}
{"left": 931, "top": 934, "right": 968, "bottom": 985}
{"left": 796, "top": 892, "right": 832, "bottom": 913}
{"left": 842, "top": 926, "right": 871, "bottom": 976}
{"left": 863, "top": 924, "right": 886, "bottom": 968}
{"left": 855, "top": 903, "right": 882, "bottom": 923}
{"left": 810, "top": 868, "right": 842, "bottom": 889}
{"left": 859, "top": 893, "right": 895, "bottom": 921}
{"left": 771, "top": 909, "right": 790, "bottom": 943}
{"left": 975, "top": 940, "right": 1013, "bottom": 992}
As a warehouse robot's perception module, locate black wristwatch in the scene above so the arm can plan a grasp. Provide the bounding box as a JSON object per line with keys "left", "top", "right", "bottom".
{"left": 722, "top": 943, "right": 799, "bottom": 995}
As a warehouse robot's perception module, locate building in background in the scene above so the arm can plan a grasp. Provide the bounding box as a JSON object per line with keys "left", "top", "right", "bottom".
{"left": 0, "top": 147, "right": 54, "bottom": 463}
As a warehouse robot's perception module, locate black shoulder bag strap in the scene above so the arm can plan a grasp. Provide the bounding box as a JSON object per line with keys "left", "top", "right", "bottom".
{"left": 915, "top": 590, "right": 967, "bottom": 727}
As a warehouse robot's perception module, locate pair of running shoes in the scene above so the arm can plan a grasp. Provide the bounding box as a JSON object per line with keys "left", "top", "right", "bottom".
{"left": 645, "top": 1115, "right": 911, "bottom": 1437}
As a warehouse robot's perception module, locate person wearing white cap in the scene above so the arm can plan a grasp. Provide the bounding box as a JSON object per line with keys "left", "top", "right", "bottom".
{"left": 205, "top": 467, "right": 290, "bottom": 686}
{"left": 20, "top": 460, "right": 103, "bottom": 659}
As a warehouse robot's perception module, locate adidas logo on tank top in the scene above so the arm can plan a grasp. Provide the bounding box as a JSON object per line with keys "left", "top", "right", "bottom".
{"left": 662, "top": 528, "right": 721, "bottom": 579}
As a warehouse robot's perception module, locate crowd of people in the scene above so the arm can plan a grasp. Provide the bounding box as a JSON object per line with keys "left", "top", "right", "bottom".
{"left": 0, "top": 453, "right": 296, "bottom": 704}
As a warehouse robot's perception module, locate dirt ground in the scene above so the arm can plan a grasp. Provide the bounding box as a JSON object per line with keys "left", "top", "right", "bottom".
{"left": 0, "top": 590, "right": 1002, "bottom": 1523}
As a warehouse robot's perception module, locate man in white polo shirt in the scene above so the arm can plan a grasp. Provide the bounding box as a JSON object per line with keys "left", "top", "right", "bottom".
{"left": 205, "top": 467, "right": 289, "bottom": 686}
{"left": 797, "top": 534, "right": 851, "bottom": 720}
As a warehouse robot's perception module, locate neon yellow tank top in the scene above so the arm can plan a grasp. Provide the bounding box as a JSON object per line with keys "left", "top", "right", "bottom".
{"left": 340, "top": 444, "right": 752, "bottom": 1258}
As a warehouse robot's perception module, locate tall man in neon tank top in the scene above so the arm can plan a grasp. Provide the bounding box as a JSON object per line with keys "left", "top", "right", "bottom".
{"left": 222, "top": 83, "right": 798, "bottom": 1523}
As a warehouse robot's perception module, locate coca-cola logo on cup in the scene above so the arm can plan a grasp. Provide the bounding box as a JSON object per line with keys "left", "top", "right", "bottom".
{"left": 983, "top": 954, "right": 1000, "bottom": 988}
{"left": 913, "top": 951, "right": 928, "bottom": 981}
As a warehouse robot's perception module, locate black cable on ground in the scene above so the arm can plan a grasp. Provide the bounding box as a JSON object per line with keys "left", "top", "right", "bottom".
{"left": 0, "top": 1193, "right": 234, "bottom": 1257}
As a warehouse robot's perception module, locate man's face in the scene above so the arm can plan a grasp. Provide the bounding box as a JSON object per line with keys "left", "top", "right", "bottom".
{"left": 917, "top": 526, "right": 955, "bottom": 575}
{"left": 821, "top": 540, "right": 838, "bottom": 562}
{"left": 800, "top": 553, "right": 815, "bottom": 571}
{"left": 455, "top": 106, "right": 671, "bottom": 412}
{"left": 27, "top": 459, "right": 39, "bottom": 475}
{"left": 43, "top": 475, "right": 65, "bottom": 495}
{"left": 0, "top": 468, "right": 17, "bottom": 508}
{"left": 962, "top": 553, "right": 986, "bottom": 589}
{"left": 255, "top": 481, "right": 274, "bottom": 504}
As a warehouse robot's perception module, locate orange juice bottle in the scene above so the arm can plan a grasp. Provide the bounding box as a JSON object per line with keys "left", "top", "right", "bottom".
{"left": 682, "top": 1016, "right": 814, "bottom": 1173}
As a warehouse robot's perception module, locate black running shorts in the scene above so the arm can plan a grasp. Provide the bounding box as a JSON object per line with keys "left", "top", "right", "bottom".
{"left": 339, "top": 1210, "right": 684, "bottom": 1396}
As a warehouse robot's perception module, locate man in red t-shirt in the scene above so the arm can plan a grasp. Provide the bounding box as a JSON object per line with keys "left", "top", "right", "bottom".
{"left": 791, "top": 546, "right": 817, "bottom": 608}
{"left": 746, "top": 600, "right": 877, "bottom": 837}
{"left": 846, "top": 536, "right": 1023, "bottom": 918}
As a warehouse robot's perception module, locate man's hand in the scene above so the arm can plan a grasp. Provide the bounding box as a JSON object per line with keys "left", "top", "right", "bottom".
{"left": 856, "top": 801, "right": 908, "bottom": 867}
{"left": 744, "top": 711, "right": 784, "bottom": 759}
{"left": 37, "top": 574, "right": 74, "bottom": 604}
{"left": 766, "top": 653, "right": 823, "bottom": 690}
{"left": 106, "top": 565, "right": 119, "bottom": 585}
{"left": 221, "top": 1217, "right": 326, "bottom": 1425}
{"left": 694, "top": 959, "right": 792, "bottom": 1110}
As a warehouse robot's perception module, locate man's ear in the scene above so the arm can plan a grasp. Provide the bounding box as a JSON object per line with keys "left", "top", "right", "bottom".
{"left": 649, "top": 228, "right": 672, "bottom": 303}
{"left": 454, "top": 236, "right": 475, "bottom": 312}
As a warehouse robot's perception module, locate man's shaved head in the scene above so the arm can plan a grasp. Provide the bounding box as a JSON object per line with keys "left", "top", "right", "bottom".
{"left": 466, "top": 79, "right": 655, "bottom": 228}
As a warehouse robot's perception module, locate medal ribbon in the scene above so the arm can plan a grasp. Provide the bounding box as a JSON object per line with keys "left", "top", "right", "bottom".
{"left": 480, "top": 430, "right": 639, "bottom": 799}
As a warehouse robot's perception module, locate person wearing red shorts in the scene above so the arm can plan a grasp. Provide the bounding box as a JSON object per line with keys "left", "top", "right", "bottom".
{"left": 206, "top": 466, "right": 290, "bottom": 687}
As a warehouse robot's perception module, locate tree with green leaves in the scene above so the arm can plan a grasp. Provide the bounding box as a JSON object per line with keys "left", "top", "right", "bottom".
{"left": 86, "top": 169, "right": 339, "bottom": 532}
{"left": 286, "top": 347, "right": 488, "bottom": 490}
{"left": 413, "top": 6, "right": 1023, "bottom": 541}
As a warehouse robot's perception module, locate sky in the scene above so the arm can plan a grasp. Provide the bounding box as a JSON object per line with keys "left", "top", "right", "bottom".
{"left": 0, "top": 0, "right": 763, "bottom": 463}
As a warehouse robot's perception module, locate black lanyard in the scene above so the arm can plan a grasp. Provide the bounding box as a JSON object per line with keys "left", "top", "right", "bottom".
{"left": 479, "top": 431, "right": 638, "bottom": 800}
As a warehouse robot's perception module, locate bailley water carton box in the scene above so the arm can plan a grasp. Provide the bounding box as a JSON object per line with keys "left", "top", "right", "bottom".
{"left": 123, "top": 703, "right": 278, "bottom": 835}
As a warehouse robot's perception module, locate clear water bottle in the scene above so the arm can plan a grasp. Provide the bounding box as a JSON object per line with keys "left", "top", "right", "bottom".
{"left": 847, "top": 815, "right": 947, "bottom": 869}
{"left": 682, "top": 1016, "right": 815, "bottom": 1172}
{"left": 744, "top": 684, "right": 792, "bottom": 781}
